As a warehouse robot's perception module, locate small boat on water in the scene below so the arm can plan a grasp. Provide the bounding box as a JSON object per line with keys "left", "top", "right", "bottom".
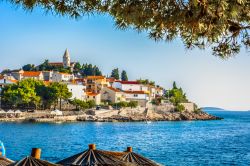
{"left": 0, "top": 141, "right": 13, "bottom": 166}
{"left": 0, "top": 141, "right": 5, "bottom": 158}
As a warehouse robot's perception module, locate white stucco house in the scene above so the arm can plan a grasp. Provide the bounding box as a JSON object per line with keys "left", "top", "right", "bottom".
{"left": 67, "top": 84, "right": 86, "bottom": 100}
{"left": 124, "top": 91, "right": 149, "bottom": 107}
{"left": 112, "top": 81, "right": 144, "bottom": 91}
{"left": 52, "top": 72, "right": 74, "bottom": 82}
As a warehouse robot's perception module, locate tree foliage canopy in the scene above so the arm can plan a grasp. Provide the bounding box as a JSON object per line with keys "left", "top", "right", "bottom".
{"left": 9, "top": 0, "right": 250, "bottom": 58}
{"left": 111, "top": 68, "right": 120, "bottom": 80}
{"left": 121, "top": 70, "right": 128, "bottom": 81}
{"left": 166, "top": 81, "right": 188, "bottom": 105}
{"left": 1, "top": 79, "right": 72, "bottom": 109}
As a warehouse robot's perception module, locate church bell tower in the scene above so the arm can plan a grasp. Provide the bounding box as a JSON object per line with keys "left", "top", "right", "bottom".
{"left": 63, "top": 49, "right": 71, "bottom": 68}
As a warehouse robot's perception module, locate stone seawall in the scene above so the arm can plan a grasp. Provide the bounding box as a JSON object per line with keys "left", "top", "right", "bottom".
{"left": 0, "top": 108, "right": 222, "bottom": 123}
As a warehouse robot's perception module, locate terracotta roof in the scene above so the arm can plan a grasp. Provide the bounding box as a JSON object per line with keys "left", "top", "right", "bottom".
{"left": 73, "top": 79, "right": 86, "bottom": 84}
{"left": 0, "top": 77, "right": 18, "bottom": 83}
{"left": 124, "top": 91, "right": 146, "bottom": 94}
{"left": 116, "top": 81, "right": 139, "bottom": 85}
{"left": 87, "top": 76, "right": 105, "bottom": 79}
{"left": 107, "top": 77, "right": 116, "bottom": 82}
{"left": 22, "top": 71, "right": 42, "bottom": 77}
{"left": 107, "top": 86, "right": 121, "bottom": 92}
{"left": 86, "top": 92, "right": 100, "bottom": 96}
{"left": 59, "top": 72, "right": 72, "bottom": 76}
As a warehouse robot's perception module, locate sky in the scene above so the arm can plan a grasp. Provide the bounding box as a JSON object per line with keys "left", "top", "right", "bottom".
{"left": 0, "top": 2, "right": 249, "bottom": 110}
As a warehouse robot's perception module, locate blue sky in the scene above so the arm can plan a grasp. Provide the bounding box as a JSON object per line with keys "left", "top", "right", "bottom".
{"left": 0, "top": 2, "right": 250, "bottom": 110}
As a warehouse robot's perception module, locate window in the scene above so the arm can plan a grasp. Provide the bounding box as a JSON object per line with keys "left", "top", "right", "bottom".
{"left": 134, "top": 94, "right": 138, "bottom": 97}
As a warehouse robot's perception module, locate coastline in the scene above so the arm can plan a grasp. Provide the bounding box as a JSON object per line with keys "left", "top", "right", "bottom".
{"left": 0, "top": 108, "right": 222, "bottom": 123}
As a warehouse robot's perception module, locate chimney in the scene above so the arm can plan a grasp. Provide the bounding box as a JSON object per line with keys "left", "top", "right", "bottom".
{"left": 89, "top": 144, "right": 96, "bottom": 150}
{"left": 127, "top": 147, "right": 133, "bottom": 152}
{"left": 31, "top": 148, "right": 41, "bottom": 159}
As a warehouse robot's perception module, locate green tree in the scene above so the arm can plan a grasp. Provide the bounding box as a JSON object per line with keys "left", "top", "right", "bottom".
{"left": 127, "top": 101, "right": 138, "bottom": 108}
{"left": 111, "top": 68, "right": 120, "bottom": 80}
{"left": 70, "top": 98, "right": 89, "bottom": 110}
{"left": 173, "top": 81, "right": 177, "bottom": 89}
{"left": 22, "top": 64, "right": 35, "bottom": 71}
{"left": 87, "top": 100, "right": 96, "bottom": 108}
{"left": 81, "top": 64, "right": 102, "bottom": 76}
{"left": 176, "top": 103, "right": 185, "bottom": 112}
{"left": 1, "top": 79, "right": 42, "bottom": 109}
{"left": 48, "top": 82, "right": 72, "bottom": 110}
{"left": 74, "top": 62, "right": 82, "bottom": 71}
{"left": 166, "top": 82, "right": 188, "bottom": 106}
{"left": 121, "top": 70, "right": 128, "bottom": 81}
{"left": 11, "top": 0, "right": 250, "bottom": 58}
{"left": 1, "top": 84, "right": 20, "bottom": 108}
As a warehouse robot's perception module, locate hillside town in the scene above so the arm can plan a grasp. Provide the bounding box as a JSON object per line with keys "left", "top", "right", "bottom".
{"left": 0, "top": 50, "right": 219, "bottom": 122}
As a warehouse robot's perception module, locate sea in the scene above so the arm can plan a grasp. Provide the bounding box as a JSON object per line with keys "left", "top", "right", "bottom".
{"left": 0, "top": 109, "right": 249, "bottom": 166}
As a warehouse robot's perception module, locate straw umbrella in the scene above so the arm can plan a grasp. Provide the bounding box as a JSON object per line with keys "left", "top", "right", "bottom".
{"left": 9, "top": 148, "right": 57, "bottom": 166}
{"left": 0, "top": 157, "right": 13, "bottom": 166}
{"left": 57, "top": 144, "right": 133, "bottom": 166}
{"left": 120, "top": 147, "right": 160, "bottom": 166}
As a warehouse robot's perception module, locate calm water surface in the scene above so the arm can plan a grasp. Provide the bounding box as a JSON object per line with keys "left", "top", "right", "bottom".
{"left": 0, "top": 110, "right": 250, "bottom": 166}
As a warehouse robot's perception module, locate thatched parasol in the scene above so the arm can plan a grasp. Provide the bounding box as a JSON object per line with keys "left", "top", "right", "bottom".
{"left": 9, "top": 148, "right": 57, "bottom": 166}
{"left": 120, "top": 147, "right": 160, "bottom": 166}
{"left": 57, "top": 144, "right": 133, "bottom": 166}
{"left": 0, "top": 157, "right": 13, "bottom": 166}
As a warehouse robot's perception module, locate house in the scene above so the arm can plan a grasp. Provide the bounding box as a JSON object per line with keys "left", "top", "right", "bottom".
{"left": 86, "top": 92, "right": 101, "bottom": 105}
{"left": 67, "top": 83, "right": 86, "bottom": 100}
{"left": 86, "top": 76, "right": 108, "bottom": 93}
{"left": 11, "top": 70, "right": 24, "bottom": 80}
{"left": 10, "top": 70, "right": 44, "bottom": 81}
{"left": 112, "top": 80, "right": 150, "bottom": 94}
{"left": 52, "top": 72, "right": 74, "bottom": 82}
{"left": 155, "top": 86, "right": 165, "bottom": 96}
{"left": 124, "top": 91, "right": 149, "bottom": 107}
{"left": 112, "top": 81, "right": 142, "bottom": 91}
{"left": 100, "top": 87, "right": 126, "bottom": 103}
{"left": 106, "top": 77, "right": 116, "bottom": 87}
{"left": 73, "top": 78, "right": 86, "bottom": 85}
{"left": 22, "top": 71, "right": 44, "bottom": 80}
{"left": 0, "top": 75, "right": 18, "bottom": 93}
{"left": 42, "top": 71, "right": 53, "bottom": 81}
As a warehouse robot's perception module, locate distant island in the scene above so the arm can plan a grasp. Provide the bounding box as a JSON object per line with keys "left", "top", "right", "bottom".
{"left": 0, "top": 49, "right": 222, "bottom": 122}
{"left": 202, "top": 107, "right": 225, "bottom": 111}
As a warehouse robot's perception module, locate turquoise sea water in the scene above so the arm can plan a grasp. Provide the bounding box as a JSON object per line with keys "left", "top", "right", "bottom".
{"left": 0, "top": 110, "right": 250, "bottom": 165}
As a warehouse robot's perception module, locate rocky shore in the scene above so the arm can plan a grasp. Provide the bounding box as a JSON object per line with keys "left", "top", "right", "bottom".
{"left": 0, "top": 108, "right": 222, "bottom": 123}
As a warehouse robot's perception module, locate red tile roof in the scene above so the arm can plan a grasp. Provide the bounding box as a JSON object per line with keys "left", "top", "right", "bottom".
{"left": 87, "top": 76, "right": 105, "bottom": 79}
{"left": 0, "top": 76, "right": 18, "bottom": 83}
{"left": 22, "top": 71, "right": 42, "bottom": 77}
{"left": 106, "top": 77, "right": 116, "bottom": 82}
{"left": 115, "top": 81, "right": 139, "bottom": 84}
{"left": 86, "top": 92, "right": 100, "bottom": 96}
{"left": 107, "top": 87, "right": 120, "bottom": 92}
{"left": 59, "top": 72, "right": 72, "bottom": 76}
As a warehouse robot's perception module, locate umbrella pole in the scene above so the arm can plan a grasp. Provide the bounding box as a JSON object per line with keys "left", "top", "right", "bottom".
{"left": 31, "top": 148, "right": 41, "bottom": 159}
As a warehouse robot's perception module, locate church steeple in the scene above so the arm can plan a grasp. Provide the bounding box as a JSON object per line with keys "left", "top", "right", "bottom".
{"left": 63, "top": 49, "right": 70, "bottom": 68}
